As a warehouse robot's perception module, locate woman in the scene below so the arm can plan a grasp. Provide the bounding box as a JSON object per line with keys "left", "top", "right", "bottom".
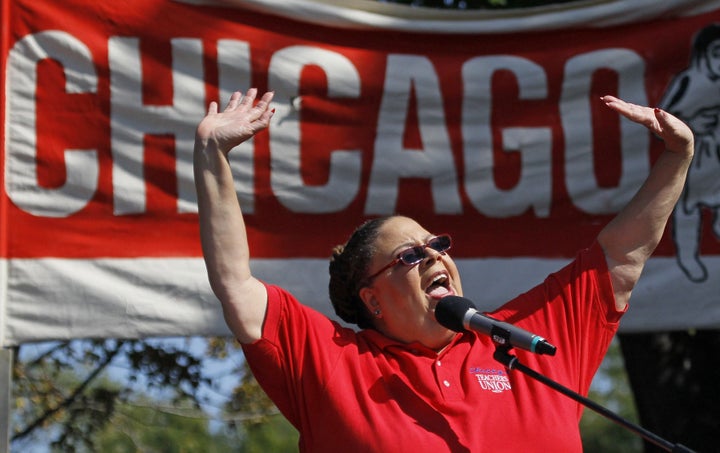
{"left": 661, "top": 23, "right": 720, "bottom": 282}
{"left": 193, "top": 89, "right": 693, "bottom": 451}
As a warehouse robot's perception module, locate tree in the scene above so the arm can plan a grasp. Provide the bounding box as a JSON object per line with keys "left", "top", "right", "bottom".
{"left": 12, "top": 339, "right": 207, "bottom": 451}
{"left": 94, "top": 397, "right": 240, "bottom": 453}
{"left": 213, "top": 338, "right": 300, "bottom": 453}
{"left": 10, "top": 338, "right": 299, "bottom": 452}
{"left": 11, "top": 336, "right": 638, "bottom": 451}
{"left": 580, "top": 340, "right": 642, "bottom": 453}
{"left": 9, "top": 2, "right": 715, "bottom": 451}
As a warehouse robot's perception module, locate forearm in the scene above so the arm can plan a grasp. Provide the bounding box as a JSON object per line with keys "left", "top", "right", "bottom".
{"left": 596, "top": 98, "right": 695, "bottom": 309}
{"left": 194, "top": 137, "right": 267, "bottom": 342}
{"left": 597, "top": 146, "right": 692, "bottom": 308}
{"left": 598, "top": 148, "right": 692, "bottom": 263}
{"left": 192, "top": 89, "right": 275, "bottom": 342}
{"left": 194, "top": 138, "right": 252, "bottom": 295}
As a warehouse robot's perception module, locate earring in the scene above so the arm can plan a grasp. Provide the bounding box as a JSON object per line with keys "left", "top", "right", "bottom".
{"left": 373, "top": 309, "right": 382, "bottom": 317}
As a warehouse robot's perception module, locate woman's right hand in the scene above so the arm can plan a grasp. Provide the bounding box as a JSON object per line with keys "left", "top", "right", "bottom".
{"left": 195, "top": 88, "right": 275, "bottom": 155}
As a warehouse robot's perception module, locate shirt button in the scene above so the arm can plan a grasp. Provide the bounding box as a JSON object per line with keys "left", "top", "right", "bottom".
{"left": 436, "top": 360, "right": 442, "bottom": 366}
{"left": 443, "top": 380, "right": 451, "bottom": 387}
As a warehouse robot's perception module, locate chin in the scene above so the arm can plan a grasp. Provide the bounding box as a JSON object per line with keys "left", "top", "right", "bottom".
{"left": 429, "top": 330, "right": 457, "bottom": 351}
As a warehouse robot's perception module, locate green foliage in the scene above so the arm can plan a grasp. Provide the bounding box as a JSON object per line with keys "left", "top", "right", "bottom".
{"left": 11, "top": 337, "right": 299, "bottom": 452}
{"left": 213, "top": 338, "right": 300, "bottom": 452}
{"left": 580, "top": 340, "right": 642, "bottom": 453}
{"left": 12, "top": 340, "right": 127, "bottom": 449}
{"left": 94, "top": 398, "right": 240, "bottom": 453}
{"left": 239, "top": 415, "right": 299, "bottom": 453}
{"left": 12, "top": 336, "right": 641, "bottom": 452}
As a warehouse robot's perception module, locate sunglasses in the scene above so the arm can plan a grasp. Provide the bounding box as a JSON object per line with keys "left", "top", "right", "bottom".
{"left": 366, "top": 234, "right": 452, "bottom": 281}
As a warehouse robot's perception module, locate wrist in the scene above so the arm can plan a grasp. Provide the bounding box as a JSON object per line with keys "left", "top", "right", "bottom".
{"left": 664, "top": 143, "right": 694, "bottom": 162}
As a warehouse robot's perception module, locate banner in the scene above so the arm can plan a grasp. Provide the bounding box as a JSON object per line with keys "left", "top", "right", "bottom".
{"left": 2, "top": 0, "right": 720, "bottom": 345}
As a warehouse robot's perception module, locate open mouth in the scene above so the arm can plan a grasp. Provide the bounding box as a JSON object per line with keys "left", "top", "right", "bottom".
{"left": 425, "top": 273, "right": 452, "bottom": 299}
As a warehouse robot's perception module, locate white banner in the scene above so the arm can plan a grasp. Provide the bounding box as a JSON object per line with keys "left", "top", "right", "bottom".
{"left": 2, "top": 0, "right": 720, "bottom": 345}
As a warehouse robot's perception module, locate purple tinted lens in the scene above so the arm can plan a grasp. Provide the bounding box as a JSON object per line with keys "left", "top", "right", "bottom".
{"left": 398, "top": 246, "right": 426, "bottom": 265}
{"left": 428, "top": 235, "right": 451, "bottom": 253}
{"left": 396, "top": 236, "right": 451, "bottom": 266}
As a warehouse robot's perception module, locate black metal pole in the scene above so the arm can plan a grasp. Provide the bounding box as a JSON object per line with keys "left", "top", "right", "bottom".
{"left": 492, "top": 346, "right": 696, "bottom": 453}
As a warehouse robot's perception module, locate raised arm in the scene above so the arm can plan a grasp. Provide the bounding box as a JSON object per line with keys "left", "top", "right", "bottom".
{"left": 597, "top": 95, "right": 694, "bottom": 310}
{"left": 194, "top": 89, "right": 275, "bottom": 343}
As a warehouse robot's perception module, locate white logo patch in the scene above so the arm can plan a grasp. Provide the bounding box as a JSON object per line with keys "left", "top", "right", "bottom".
{"left": 470, "top": 367, "right": 512, "bottom": 393}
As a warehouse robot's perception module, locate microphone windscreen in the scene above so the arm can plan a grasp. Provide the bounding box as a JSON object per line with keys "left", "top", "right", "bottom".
{"left": 435, "top": 296, "right": 476, "bottom": 332}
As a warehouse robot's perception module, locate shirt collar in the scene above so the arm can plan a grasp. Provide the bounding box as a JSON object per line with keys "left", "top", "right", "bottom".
{"left": 360, "top": 329, "right": 468, "bottom": 358}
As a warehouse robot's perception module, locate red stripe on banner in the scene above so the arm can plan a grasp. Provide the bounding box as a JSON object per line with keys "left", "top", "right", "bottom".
{"left": 3, "top": 0, "right": 720, "bottom": 260}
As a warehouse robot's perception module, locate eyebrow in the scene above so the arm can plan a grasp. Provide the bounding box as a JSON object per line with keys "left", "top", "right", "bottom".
{"left": 389, "top": 234, "right": 436, "bottom": 256}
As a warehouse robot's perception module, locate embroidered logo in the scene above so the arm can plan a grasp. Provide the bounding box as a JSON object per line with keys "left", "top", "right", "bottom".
{"left": 469, "top": 367, "right": 511, "bottom": 393}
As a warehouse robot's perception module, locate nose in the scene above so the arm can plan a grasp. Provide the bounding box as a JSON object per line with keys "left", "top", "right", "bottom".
{"left": 422, "top": 245, "right": 445, "bottom": 263}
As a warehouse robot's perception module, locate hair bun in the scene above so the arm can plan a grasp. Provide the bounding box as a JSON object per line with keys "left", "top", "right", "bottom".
{"left": 331, "top": 244, "right": 345, "bottom": 259}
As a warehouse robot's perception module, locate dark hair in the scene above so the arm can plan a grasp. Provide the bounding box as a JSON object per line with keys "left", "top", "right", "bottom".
{"left": 691, "top": 23, "right": 720, "bottom": 69}
{"left": 328, "top": 216, "right": 392, "bottom": 329}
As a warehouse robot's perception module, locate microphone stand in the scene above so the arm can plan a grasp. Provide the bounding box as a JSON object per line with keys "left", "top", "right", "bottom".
{"left": 492, "top": 345, "right": 696, "bottom": 453}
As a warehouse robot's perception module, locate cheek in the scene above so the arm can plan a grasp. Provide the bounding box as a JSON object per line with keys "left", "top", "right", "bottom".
{"left": 446, "top": 260, "right": 463, "bottom": 291}
{"left": 376, "top": 273, "right": 423, "bottom": 307}
{"left": 388, "top": 274, "right": 422, "bottom": 298}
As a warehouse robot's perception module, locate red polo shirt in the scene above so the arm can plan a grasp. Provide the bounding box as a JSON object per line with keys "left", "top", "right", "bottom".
{"left": 242, "top": 242, "right": 622, "bottom": 452}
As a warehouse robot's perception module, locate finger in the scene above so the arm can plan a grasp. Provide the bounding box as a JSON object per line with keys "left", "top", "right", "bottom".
{"left": 602, "top": 96, "right": 659, "bottom": 131}
{"left": 601, "top": 95, "right": 644, "bottom": 118}
{"left": 653, "top": 108, "right": 692, "bottom": 144}
{"left": 238, "top": 88, "right": 258, "bottom": 110}
{"left": 241, "top": 91, "right": 274, "bottom": 124}
{"left": 257, "top": 107, "right": 276, "bottom": 127}
{"left": 653, "top": 107, "right": 677, "bottom": 129}
{"left": 225, "top": 91, "right": 243, "bottom": 111}
{"left": 252, "top": 91, "right": 275, "bottom": 115}
{"left": 600, "top": 94, "right": 620, "bottom": 104}
{"left": 256, "top": 90, "right": 275, "bottom": 108}
{"left": 207, "top": 101, "right": 218, "bottom": 115}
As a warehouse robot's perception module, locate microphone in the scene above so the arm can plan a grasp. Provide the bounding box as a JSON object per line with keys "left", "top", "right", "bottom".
{"left": 435, "top": 296, "right": 557, "bottom": 356}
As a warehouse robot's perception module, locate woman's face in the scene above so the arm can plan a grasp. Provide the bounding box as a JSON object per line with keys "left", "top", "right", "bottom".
{"left": 359, "top": 216, "right": 463, "bottom": 350}
{"left": 705, "top": 41, "right": 720, "bottom": 76}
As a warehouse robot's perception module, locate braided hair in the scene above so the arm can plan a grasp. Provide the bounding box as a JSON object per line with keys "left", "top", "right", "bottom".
{"left": 328, "top": 216, "right": 392, "bottom": 329}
